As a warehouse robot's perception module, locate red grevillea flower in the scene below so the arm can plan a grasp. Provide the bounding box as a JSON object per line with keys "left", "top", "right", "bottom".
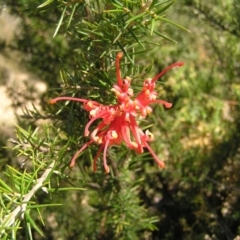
{"left": 50, "top": 53, "right": 184, "bottom": 173}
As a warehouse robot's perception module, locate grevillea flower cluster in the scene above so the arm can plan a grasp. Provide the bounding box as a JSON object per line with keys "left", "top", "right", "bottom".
{"left": 50, "top": 53, "right": 183, "bottom": 173}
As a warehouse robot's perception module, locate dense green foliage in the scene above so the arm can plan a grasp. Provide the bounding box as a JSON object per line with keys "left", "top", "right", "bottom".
{"left": 1, "top": 0, "right": 240, "bottom": 239}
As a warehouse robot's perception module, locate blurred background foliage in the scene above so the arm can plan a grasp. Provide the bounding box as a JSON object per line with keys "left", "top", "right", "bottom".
{"left": 1, "top": 0, "right": 240, "bottom": 239}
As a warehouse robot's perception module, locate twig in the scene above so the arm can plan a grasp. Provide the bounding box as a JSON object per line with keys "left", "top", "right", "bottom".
{"left": 9, "top": 138, "right": 50, "bottom": 153}
{"left": 0, "top": 161, "right": 55, "bottom": 235}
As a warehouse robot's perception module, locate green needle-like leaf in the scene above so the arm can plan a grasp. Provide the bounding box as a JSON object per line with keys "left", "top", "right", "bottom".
{"left": 37, "top": 0, "right": 54, "bottom": 8}
{"left": 53, "top": 6, "right": 67, "bottom": 38}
